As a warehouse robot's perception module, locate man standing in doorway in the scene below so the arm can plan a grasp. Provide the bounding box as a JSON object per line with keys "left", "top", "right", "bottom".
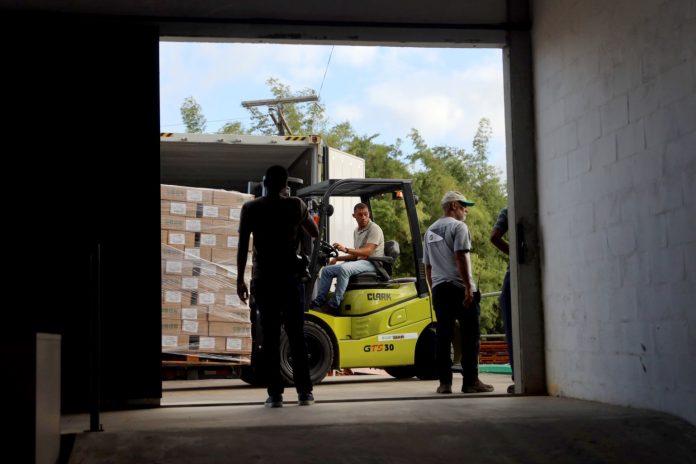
{"left": 423, "top": 191, "right": 494, "bottom": 394}
{"left": 237, "top": 165, "right": 319, "bottom": 408}
{"left": 490, "top": 207, "right": 515, "bottom": 394}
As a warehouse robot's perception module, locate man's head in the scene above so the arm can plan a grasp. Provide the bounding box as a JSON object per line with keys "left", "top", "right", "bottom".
{"left": 352, "top": 203, "right": 370, "bottom": 228}
{"left": 441, "top": 191, "right": 475, "bottom": 221}
{"left": 263, "top": 165, "right": 288, "bottom": 196}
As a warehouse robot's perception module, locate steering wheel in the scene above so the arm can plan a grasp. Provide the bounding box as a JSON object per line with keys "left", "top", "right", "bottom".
{"left": 319, "top": 240, "right": 339, "bottom": 258}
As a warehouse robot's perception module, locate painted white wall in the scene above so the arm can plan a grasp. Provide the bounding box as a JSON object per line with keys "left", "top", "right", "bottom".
{"left": 532, "top": 0, "right": 695, "bottom": 424}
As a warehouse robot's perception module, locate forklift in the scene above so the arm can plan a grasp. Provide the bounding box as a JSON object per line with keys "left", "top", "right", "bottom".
{"left": 241, "top": 178, "right": 439, "bottom": 385}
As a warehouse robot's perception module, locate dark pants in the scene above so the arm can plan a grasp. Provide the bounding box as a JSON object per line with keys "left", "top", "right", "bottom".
{"left": 253, "top": 276, "right": 312, "bottom": 396}
{"left": 500, "top": 269, "right": 513, "bottom": 377}
{"left": 432, "top": 282, "right": 481, "bottom": 386}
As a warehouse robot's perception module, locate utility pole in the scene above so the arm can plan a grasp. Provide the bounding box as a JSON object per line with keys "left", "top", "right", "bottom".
{"left": 241, "top": 95, "right": 318, "bottom": 136}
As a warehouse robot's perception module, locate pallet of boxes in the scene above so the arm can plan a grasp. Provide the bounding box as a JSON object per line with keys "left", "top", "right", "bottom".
{"left": 160, "top": 184, "right": 254, "bottom": 374}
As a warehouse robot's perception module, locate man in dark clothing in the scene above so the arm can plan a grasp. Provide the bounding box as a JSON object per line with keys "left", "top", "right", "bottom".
{"left": 490, "top": 207, "right": 514, "bottom": 394}
{"left": 237, "top": 165, "right": 319, "bottom": 408}
{"left": 423, "top": 191, "right": 494, "bottom": 395}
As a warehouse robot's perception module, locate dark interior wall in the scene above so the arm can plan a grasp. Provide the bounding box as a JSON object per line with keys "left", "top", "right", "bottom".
{"left": 4, "top": 13, "right": 161, "bottom": 413}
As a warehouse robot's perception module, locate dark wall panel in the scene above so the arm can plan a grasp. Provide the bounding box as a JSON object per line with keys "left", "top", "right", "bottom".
{"left": 3, "top": 14, "right": 162, "bottom": 413}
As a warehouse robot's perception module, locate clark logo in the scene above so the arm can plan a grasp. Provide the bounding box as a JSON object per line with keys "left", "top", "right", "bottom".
{"left": 367, "top": 293, "right": 392, "bottom": 301}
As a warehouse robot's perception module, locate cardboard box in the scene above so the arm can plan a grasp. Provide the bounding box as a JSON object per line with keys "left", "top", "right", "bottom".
{"left": 208, "top": 321, "right": 251, "bottom": 337}
{"left": 198, "top": 233, "right": 220, "bottom": 247}
{"left": 161, "top": 200, "right": 198, "bottom": 217}
{"left": 200, "top": 204, "right": 221, "bottom": 219}
{"left": 224, "top": 337, "right": 253, "bottom": 353}
{"left": 163, "top": 318, "right": 208, "bottom": 336}
{"left": 200, "top": 218, "right": 236, "bottom": 234}
{"left": 211, "top": 248, "right": 236, "bottom": 265}
{"left": 184, "top": 247, "right": 212, "bottom": 262}
{"left": 161, "top": 245, "right": 186, "bottom": 260}
{"left": 161, "top": 334, "right": 190, "bottom": 349}
{"left": 161, "top": 184, "right": 213, "bottom": 204}
{"left": 181, "top": 306, "right": 208, "bottom": 321}
{"left": 180, "top": 276, "right": 200, "bottom": 290}
{"left": 208, "top": 304, "right": 250, "bottom": 323}
{"left": 163, "top": 290, "right": 199, "bottom": 305}
{"left": 168, "top": 231, "right": 195, "bottom": 247}
{"left": 219, "top": 293, "right": 247, "bottom": 308}
{"left": 161, "top": 303, "right": 182, "bottom": 319}
{"left": 162, "top": 259, "right": 195, "bottom": 276}
{"left": 213, "top": 189, "right": 252, "bottom": 206}
{"left": 162, "top": 318, "right": 182, "bottom": 335}
{"left": 228, "top": 207, "right": 242, "bottom": 221}
{"left": 161, "top": 275, "right": 182, "bottom": 290}
{"left": 194, "top": 275, "right": 233, "bottom": 293}
{"left": 161, "top": 214, "right": 186, "bottom": 231}
{"left": 188, "top": 336, "right": 222, "bottom": 352}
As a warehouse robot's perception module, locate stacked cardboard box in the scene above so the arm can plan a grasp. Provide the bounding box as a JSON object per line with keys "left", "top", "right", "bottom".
{"left": 160, "top": 184, "right": 254, "bottom": 363}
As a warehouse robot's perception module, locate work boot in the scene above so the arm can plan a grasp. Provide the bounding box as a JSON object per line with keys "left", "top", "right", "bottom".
{"left": 462, "top": 380, "right": 494, "bottom": 393}
{"left": 264, "top": 394, "right": 283, "bottom": 408}
{"left": 298, "top": 392, "right": 315, "bottom": 406}
{"left": 436, "top": 383, "right": 452, "bottom": 394}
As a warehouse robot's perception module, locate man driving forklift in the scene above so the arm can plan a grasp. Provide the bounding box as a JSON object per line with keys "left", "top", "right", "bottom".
{"left": 310, "top": 202, "right": 384, "bottom": 311}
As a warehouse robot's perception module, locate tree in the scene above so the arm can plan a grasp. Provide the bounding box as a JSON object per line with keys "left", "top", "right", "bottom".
{"left": 407, "top": 121, "right": 507, "bottom": 334}
{"left": 180, "top": 96, "right": 206, "bottom": 133}
{"left": 247, "top": 78, "right": 328, "bottom": 135}
{"left": 218, "top": 121, "right": 247, "bottom": 135}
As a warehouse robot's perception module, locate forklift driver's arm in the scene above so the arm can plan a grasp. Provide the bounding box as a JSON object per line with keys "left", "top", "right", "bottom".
{"left": 334, "top": 242, "right": 376, "bottom": 260}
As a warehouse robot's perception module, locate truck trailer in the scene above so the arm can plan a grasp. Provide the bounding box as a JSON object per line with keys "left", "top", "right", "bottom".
{"left": 160, "top": 132, "right": 365, "bottom": 379}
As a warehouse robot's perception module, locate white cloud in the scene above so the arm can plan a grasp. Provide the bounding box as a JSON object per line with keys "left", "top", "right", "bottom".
{"left": 332, "top": 104, "right": 364, "bottom": 124}
{"left": 333, "top": 46, "right": 379, "bottom": 67}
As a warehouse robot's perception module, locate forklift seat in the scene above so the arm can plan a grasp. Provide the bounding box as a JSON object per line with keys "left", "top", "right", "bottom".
{"left": 347, "top": 241, "right": 415, "bottom": 288}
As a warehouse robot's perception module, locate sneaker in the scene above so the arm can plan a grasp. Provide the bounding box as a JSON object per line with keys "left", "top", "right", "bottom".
{"left": 436, "top": 383, "right": 452, "bottom": 394}
{"left": 462, "top": 380, "right": 494, "bottom": 393}
{"left": 264, "top": 394, "right": 283, "bottom": 408}
{"left": 507, "top": 384, "right": 515, "bottom": 394}
{"left": 310, "top": 299, "right": 325, "bottom": 309}
{"left": 298, "top": 392, "right": 315, "bottom": 406}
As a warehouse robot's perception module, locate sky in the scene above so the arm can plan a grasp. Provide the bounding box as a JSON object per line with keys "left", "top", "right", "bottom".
{"left": 159, "top": 42, "right": 507, "bottom": 176}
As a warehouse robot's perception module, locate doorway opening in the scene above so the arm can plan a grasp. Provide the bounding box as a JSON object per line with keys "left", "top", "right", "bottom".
{"left": 158, "top": 40, "right": 516, "bottom": 404}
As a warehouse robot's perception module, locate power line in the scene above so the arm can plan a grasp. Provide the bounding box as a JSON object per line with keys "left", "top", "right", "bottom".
{"left": 318, "top": 45, "right": 335, "bottom": 99}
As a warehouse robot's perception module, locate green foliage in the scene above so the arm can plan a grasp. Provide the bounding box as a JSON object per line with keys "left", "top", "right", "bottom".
{"left": 180, "top": 96, "right": 206, "bottom": 133}
{"left": 217, "top": 121, "right": 247, "bottom": 134}
{"left": 247, "top": 78, "right": 328, "bottom": 135}
{"left": 407, "top": 121, "right": 507, "bottom": 334}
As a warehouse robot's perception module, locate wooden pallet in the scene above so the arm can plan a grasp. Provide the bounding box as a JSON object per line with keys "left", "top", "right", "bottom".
{"left": 479, "top": 340, "right": 509, "bottom": 364}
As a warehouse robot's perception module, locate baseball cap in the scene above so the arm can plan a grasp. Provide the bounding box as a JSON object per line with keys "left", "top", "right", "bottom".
{"left": 441, "top": 191, "right": 475, "bottom": 207}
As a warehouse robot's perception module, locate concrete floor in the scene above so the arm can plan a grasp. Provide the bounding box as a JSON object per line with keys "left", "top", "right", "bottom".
{"left": 62, "top": 373, "right": 696, "bottom": 463}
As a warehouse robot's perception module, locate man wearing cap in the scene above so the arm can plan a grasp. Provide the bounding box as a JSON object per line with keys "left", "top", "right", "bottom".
{"left": 423, "top": 191, "right": 494, "bottom": 394}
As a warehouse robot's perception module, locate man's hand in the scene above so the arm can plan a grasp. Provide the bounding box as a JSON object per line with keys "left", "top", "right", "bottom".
{"left": 329, "top": 257, "right": 337, "bottom": 265}
{"left": 464, "top": 288, "right": 473, "bottom": 307}
{"left": 237, "top": 281, "right": 249, "bottom": 304}
{"left": 333, "top": 242, "right": 347, "bottom": 253}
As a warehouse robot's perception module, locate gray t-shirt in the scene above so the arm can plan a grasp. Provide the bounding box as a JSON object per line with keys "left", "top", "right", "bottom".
{"left": 354, "top": 220, "right": 384, "bottom": 257}
{"left": 423, "top": 216, "right": 474, "bottom": 290}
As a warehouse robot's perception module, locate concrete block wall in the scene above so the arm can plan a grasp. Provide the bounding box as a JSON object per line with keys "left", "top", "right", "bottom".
{"left": 532, "top": 0, "right": 695, "bottom": 424}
